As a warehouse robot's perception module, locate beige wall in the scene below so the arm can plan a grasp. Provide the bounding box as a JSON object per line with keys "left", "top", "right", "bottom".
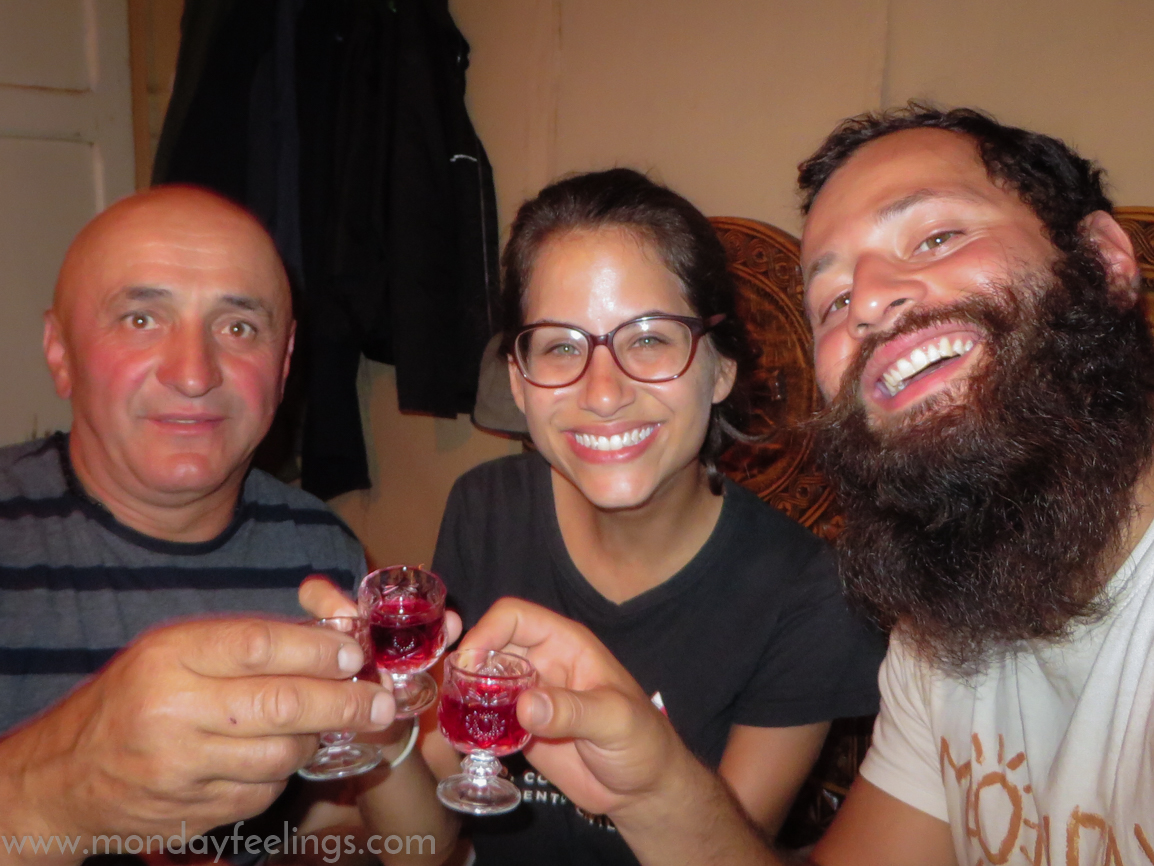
{"left": 341, "top": 0, "right": 1154, "bottom": 568}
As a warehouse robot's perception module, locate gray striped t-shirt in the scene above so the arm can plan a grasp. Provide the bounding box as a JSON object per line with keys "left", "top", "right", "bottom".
{"left": 0, "top": 433, "right": 366, "bottom": 734}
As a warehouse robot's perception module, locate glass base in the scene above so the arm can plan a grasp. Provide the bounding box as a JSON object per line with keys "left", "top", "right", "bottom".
{"left": 392, "top": 671, "right": 438, "bottom": 719}
{"left": 298, "top": 742, "right": 382, "bottom": 781}
{"left": 437, "top": 774, "right": 522, "bottom": 816}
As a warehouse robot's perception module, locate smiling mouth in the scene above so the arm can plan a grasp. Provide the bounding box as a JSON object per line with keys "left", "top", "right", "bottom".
{"left": 573, "top": 425, "right": 656, "bottom": 452}
{"left": 880, "top": 336, "right": 976, "bottom": 397}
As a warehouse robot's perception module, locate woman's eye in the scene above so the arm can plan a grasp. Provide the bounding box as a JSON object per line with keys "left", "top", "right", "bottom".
{"left": 545, "top": 341, "right": 580, "bottom": 357}
{"left": 632, "top": 334, "right": 669, "bottom": 349}
{"left": 915, "top": 231, "right": 960, "bottom": 254}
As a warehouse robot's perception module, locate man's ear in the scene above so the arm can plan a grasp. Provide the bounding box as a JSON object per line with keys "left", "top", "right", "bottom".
{"left": 42, "top": 310, "right": 72, "bottom": 399}
{"left": 508, "top": 357, "right": 527, "bottom": 415}
{"left": 1082, "top": 211, "right": 1141, "bottom": 301}
{"left": 279, "top": 320, "right": 296, "bottom": 399}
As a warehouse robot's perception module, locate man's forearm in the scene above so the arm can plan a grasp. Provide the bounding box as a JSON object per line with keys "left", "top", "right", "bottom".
{"left": 610, "top": 750, "right": 788, "bottom": 866}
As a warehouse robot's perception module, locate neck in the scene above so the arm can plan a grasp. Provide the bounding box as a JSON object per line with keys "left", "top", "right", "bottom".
{"left": 68, "top": 433, "right": 243, "bottom": 544}
{"left": 552, "top": 461, "right": 724, "bottom": 604}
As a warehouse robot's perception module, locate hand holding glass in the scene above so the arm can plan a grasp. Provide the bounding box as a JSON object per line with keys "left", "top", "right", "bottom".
{"left": 436, "top": 649, "right": 537, "bottom": 815}
{"left": 359, "top": 565, "right": 448, "bottom": 718}
{"left": 298, "top": 616, "right": 383, "bottom": 781}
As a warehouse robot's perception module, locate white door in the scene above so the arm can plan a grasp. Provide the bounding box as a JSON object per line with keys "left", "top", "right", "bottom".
{"left": 0, "top": 0, "right": 135, "bottom": 446}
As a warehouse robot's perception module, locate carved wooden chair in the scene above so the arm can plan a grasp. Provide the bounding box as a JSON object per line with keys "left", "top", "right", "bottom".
{"left": 1116, "top": 208, "right": 1154, "bottom": 319}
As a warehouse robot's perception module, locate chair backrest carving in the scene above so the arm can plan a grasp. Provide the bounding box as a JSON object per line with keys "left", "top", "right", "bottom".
{"left": 710, "top": 217, "right": 841, "bottom": 540}
{"left": 1116, "top": 207, "right": 1154, "bottom": 324}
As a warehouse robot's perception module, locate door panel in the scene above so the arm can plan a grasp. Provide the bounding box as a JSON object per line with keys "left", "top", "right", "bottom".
{"left": 0, "top": 0, "right": 135, "bottom": 445}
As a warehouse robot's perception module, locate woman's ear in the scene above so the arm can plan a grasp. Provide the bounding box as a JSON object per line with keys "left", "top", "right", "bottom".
{"left": 1081, "top": 211, "right": 1141, "bottom": 301}
{"left": 712, "top": 354, "right": 738, "bottom": 405}
{"left": 508, "top": 356, "right": 527, "bottom": 414}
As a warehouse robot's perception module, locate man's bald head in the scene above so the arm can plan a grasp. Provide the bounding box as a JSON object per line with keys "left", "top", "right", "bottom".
{"left": 43, "top": 185, "right": 296, "bottom": 542}
{"left": 53, "top": 185, "right": 290, "bottom": 325}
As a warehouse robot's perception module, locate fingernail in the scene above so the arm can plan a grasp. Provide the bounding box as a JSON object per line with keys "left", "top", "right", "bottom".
{"left": 337, "top": 643, "right": 362, "bottom": 674}
{"left": 371, "top": 690, "right": 395, "bottom": 726}
{"left": 521, "top": 691, "right": 551, "bottom": 727}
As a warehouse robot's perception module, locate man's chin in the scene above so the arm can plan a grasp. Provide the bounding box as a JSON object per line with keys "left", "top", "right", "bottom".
{"left": 864, "top": 381, "right": 971, "bottom": 438}
{"left": 135, "top": 454, "right": 243, "bottom": 500}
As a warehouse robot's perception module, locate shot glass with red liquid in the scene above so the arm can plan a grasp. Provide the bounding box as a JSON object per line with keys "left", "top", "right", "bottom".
{"left": 358, "top": 565, "right": 448, "bottom": 718}
{"left": 436, "top": 649, "right": 537, "bottom": 816}
{"left": 298, "top": 616, "right": 384, "bottom": 781}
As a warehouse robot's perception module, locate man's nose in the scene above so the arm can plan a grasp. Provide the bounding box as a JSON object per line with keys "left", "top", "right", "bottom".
{"left": 577, "top": 345, "right": 634, "bottom": 416}
{"left": 847, "top": 255, "right": 925, "bottom": 335}
{"left": 157, "top": 325, "right": 224, "bottom": 397}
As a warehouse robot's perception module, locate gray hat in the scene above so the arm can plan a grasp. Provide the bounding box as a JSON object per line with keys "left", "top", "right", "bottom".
{"left": 471, "top": 333, "right": 530, "bottom": 436}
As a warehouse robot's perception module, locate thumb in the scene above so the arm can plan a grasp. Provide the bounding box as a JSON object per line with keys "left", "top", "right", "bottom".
{"left": 518, "top": 685, "right": 643, "bottom": 748}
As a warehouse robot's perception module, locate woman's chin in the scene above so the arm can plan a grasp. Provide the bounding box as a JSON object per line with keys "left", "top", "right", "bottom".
{"left": 560, "top": 467, "right": 660, "bottom": 512}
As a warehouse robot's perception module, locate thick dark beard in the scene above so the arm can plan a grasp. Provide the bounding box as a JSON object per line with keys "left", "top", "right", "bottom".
{"left": 811, "top": 243, "right": 1154, "bottom": 676}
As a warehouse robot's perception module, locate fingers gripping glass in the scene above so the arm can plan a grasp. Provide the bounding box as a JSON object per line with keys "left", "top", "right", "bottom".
{"left": 513, "top": 314, "right": 726, "bottom": 388}
{"left": 298, "top": 616, "right": 384, "bottom": 781}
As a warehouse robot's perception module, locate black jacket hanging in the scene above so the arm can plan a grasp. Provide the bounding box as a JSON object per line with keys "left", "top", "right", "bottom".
{"left": 154, "top": 0, "right": 501, "bottom": 500}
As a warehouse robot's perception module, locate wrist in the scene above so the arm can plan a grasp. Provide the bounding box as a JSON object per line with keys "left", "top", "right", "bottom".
{"left": 608, "top": 740, "right": 711, "bottom": 834}
{"left": 0, "top": 723, "right": 86, "bottom": 866}
{"left": 385, "top": 721, "right": 419, "bottom": 769}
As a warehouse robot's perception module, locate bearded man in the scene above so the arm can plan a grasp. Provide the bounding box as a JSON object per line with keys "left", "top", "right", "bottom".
{"left": 796, "top": 106, "right": 1154, "bottom": 866}
{"left": 424, "top": 107, "right": 1154, "bottom": 866}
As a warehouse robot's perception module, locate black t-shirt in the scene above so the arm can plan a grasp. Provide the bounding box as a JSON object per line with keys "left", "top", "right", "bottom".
{"left": 433, "top": 453, "right": 884, "bottom": 866}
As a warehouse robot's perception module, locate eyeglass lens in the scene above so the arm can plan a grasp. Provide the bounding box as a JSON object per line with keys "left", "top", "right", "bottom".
{"left": 516, "top": 318, "right": 695, "bottom": 386}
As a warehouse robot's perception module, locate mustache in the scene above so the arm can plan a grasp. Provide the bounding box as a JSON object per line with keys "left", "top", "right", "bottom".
{"left": 826, "top": 289, "right": 1025, "bottom": 411}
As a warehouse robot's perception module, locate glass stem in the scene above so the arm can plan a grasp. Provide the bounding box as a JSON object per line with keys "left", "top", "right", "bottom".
{"left": 461, "top": 750, "right": 501, "bottom": 783}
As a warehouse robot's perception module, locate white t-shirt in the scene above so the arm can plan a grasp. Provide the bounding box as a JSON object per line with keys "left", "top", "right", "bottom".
{"left": 860, "top": 520, "right": 1154, "bottom": 865}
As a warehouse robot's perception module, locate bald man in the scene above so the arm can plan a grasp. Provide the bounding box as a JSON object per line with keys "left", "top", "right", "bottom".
{"left": 0, "top": 187, "right": 454, "bottom": 865}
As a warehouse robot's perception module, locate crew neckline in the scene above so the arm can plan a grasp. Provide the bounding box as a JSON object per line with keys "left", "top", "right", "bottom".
{"left": 529, "top": 451, "right": 737, "bottom": 623}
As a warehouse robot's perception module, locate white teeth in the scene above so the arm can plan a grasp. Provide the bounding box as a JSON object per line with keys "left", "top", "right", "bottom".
{"left": 880, "top": 336, "right": 978, "bottom": 397}
{"left": 574, "top": 425, "right": 656, "bottom": 451}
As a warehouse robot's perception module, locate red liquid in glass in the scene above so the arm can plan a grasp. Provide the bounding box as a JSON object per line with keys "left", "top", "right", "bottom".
{"left": 369, "top": 597, "right": 445, "bottom": 674}
{"left": 438, "top": 690, "right": 529, "bottom": 756}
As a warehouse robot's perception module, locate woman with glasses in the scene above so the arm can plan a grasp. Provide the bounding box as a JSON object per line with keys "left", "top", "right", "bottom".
{"left": 427, "top": 169, "right": 883, "bottom": 864}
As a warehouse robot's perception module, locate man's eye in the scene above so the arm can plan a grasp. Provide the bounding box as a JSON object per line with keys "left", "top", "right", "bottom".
{"left": 225, "top": 320, "right": 257, "bottom": 338}
{"left": 915, "top": 231, "right": 960, "bottom": 254}
{"left": 125, "top": 313, "right": 154, "bottom": 329}
{"left": 826, "top": 292, "right": 850, "bottom": 318}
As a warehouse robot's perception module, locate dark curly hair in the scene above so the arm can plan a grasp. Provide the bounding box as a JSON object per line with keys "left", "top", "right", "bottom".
{"left": 797, "top": 103, "right": 1114, "bottom": 255}
{"left": 500, "top": 168, "right": 756, "bottom": 492}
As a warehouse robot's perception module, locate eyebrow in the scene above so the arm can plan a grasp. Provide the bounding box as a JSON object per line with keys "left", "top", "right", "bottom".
{"left": 220, "top": 294, "right": 274, "bottom": 318}
{"left": 802, "top": 187, "right": 988, "bottom": 288}
{"left": 118, "top": 286, "right": 274, "bottom": 318}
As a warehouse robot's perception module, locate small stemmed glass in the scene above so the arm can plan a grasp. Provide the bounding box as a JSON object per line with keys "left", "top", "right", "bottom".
{"left": 298, "top": 616, "right": 383, "bottom": 781}
{"left": 358, "top": 566, "right": 448, "bottom": 718}
{"left": 436, "top": 649, "right": 537, "bottom": 815}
